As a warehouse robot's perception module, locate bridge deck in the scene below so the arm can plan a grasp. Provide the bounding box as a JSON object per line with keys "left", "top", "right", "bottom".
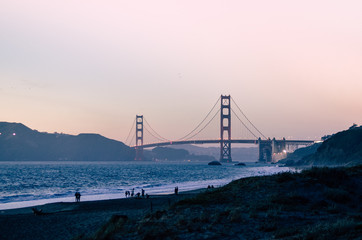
{"left": 131, "top": 139, "right": 316, "bottom": 149}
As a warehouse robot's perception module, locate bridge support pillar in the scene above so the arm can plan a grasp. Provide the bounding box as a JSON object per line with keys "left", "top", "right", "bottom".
{"left": 271, "top": 137, "right": 287, "bottom": 162}
{"left": 258, "top": 138, "right": 272, "bottom": 162}
{"left": 271, "top": 138, "right": 287, "bottom": 154}
{"left": 135, "top": 115, "right": 144, "bottom": 161}
{"left": 220, "top": 95, "right": 232, "bottom": 162}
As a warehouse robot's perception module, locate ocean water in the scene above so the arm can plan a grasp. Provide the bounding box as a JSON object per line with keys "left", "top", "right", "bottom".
{"left": 0, "top": 161, "right": 292, "bottom": 210}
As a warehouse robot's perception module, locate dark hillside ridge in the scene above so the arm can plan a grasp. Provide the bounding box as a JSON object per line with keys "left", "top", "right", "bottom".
{"left": 288, "top": 126, "right": 362, "bottom": 166}
{"left": 280, "top": 143, "right": 321, "bottom": 165}
{"left": 0, "top": 122, "right": 134, "bottom": 161}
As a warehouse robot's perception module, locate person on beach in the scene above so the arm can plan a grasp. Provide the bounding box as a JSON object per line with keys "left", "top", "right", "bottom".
{"left": 75, "top": 191, "right": 81, "bottom": 202}
{"left": 174, "top": 186, "right": 178, "bottom": 195}
{"left": 131, "top": 188, "right": 134, "bottom": 197}
{"left": 141, "top": 189, "right": 145, "bottom": 197}
{"left": 32, "top": 208, "right": 43, "bottom": 215}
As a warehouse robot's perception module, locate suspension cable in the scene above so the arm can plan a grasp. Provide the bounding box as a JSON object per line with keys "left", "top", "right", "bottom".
{"left": 144, "top": 126, "right": 165, "bottom": 142}
{"left": 231, "top": 97, "right": 267, "bottom": 139}
{"left": 128, "top": 131, "right": 136, "bottom": 146}
{"left": 178, "top": 96, "right": 221, "bottom": 140}
{"left": 125, "top": 117, "right": 136, "bottom": 144}
{"left": 184, "top": 109, "right": 220, "bottom": 141}
{"left": 144, "top": 117, "right": 170, "bottom": 141}
{"left": 231, "top": 109, "right": 258, "bottom": 139}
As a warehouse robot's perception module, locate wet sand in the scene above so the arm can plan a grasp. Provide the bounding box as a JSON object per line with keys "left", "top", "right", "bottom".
{"left": 0, "top": 191, "right": 201, "bottom": 240}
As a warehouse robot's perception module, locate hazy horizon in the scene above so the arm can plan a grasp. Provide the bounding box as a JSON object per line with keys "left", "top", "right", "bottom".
{"left": 1, "top": 1, "right": 361, "bottom": 143}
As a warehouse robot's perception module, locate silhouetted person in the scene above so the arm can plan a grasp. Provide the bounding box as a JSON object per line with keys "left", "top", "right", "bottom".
{"left": 142, "top": 189, "right": 145, "bottom": 197}
{"left": 175, "top": 186, "right": 178, "bottom": 195}
{"left": 32, "top": 208, "right": 43, "bottom": 215}
{"left": 131, "top": 188, "right": 134, "bottom": 197}
{"left": 75, "top": 192, "right": 81, "bottom": 202}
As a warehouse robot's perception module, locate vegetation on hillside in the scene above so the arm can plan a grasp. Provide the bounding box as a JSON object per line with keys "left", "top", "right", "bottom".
{"left": 83, "top": 165, "right": 362, "bottom": 240}
{"left": 280, "top": 143, "right": 321, "bottom": 165}
{"left": 284, "top": 125, "right": 362, "bottom": 166}
{"left": 308, "top": 125, "right": 362, "bottom": 166}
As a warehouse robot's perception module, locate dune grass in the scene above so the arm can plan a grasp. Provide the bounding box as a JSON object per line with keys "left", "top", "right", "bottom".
{"left": 81, "top": 165, "right": 362, "bottom": 240}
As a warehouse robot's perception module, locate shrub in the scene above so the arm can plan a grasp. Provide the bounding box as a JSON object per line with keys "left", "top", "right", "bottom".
{"left": 271, "top": 193, "right": 309, "bottom": 206}
{"left": 142, "top": 224, "right": 176, "bottom": 240}
{"left": 323, "top": 188, "right": 351, "bottom": 204}
{"left": 274, "top": 226, "right": 300, "bottom": 239}
{"left": 301, "top": 167, "right": 349, "bottom": 187}
{"left": 310, "top": 200, "right": 329, "bottom": 210}
{"left": 92, "top": 215, "right": 128, "bottom": 240}
{"left": 301, "top": 218, "right": 359, "bottom": 240}
{"left": 228, "top": 207, "right": 243, "bottom": 222}
{"left": 199, "top": 211, "right": 211, "bottom": 223}
{"left": 259, "top": 222, "right": 277, "bottom": 232}
{"left": 275, "top": 171, "right": 295, "bottom": 183}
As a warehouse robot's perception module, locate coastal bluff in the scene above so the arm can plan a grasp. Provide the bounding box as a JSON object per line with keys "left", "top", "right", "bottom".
{"left": 282, "top": 125, "right": 362, "bottom": 166}
{"left": 0, "top": 122, "right": 134, "bottom": 161}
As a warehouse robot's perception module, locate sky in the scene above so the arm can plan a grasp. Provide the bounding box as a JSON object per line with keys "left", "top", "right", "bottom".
{"left": 1, "top": 0, "right": 361, "bottom": 144}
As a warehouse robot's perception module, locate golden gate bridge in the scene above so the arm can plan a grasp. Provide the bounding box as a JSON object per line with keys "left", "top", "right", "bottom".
{"left": 125, "top": 95, "right": 317, "bottom": 162}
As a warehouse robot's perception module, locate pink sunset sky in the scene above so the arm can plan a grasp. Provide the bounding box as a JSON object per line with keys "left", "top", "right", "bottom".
{"left": 0, "top": 0, "right": 361, "bottom": 143}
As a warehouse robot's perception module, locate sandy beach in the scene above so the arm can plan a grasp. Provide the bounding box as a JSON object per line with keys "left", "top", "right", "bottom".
{"left": 0, "top": 191, "right": 199, "bottom": 240}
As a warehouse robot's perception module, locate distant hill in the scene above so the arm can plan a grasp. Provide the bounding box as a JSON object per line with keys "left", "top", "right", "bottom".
{"left": 146, "top": 147, "right": 216, "bottom": 162}
{"left": 169, "top": 144, "right": 258, "bottom": 162}
{"left": 0, "top": 122, "right": 134, "bottom": 161}
{"left": 284, "top": 125, "right": 362, "bottom": 166}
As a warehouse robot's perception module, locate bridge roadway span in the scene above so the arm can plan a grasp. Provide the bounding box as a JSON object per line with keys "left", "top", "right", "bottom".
{"left": 133, "top": 139, "right": 316, "bottom": 149}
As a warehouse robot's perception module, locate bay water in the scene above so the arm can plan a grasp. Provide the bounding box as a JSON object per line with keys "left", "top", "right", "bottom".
{"left": 0, "top": 161, "right": 291, "bottom": 210}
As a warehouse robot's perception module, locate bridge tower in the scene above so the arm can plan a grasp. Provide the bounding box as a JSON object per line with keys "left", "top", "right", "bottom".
{"left": 220, "top": 95, "right": 232, "bottom": 162}
{"left": 135, "top": 115, "right": 144, "bottom": 161}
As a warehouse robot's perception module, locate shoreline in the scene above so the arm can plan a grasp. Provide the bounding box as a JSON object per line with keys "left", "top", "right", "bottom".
{"left": 0, "top": 186, "right": 215, "bottom": 211}
{"left": 0, "top": 190, "right": 203, "bottom": 240}
{"left": 0, "top": 186, "right": 204, "bottom": 214}
{"left": 0, "top": 164, "right": 293, "bottom": 211}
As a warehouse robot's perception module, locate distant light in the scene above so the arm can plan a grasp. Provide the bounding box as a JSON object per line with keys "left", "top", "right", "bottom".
{"left": 13, "top": 133, "right": 16, "bottom": 136}
{"left": 283, "top": 150, "right": 287, "bottom": 153}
